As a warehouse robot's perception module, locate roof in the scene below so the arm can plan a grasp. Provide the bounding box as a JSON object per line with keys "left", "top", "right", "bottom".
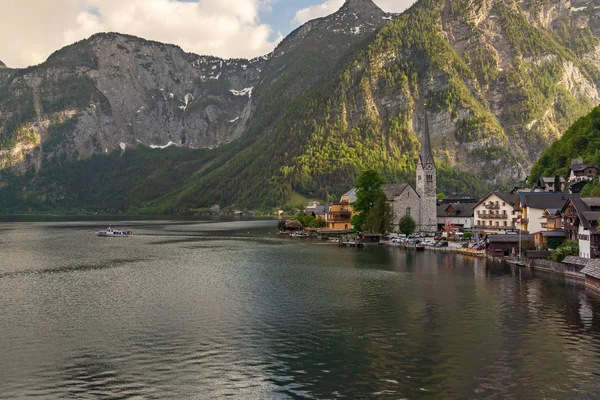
{"left": 437, "top": 202, "right": 477, "bottom": 218}
{"left": 381, "top": 183, "right": 417, "bottom": 201}
{"left": 494, "top": 192, "right": 519, "bottom": 205}
{"left": 562, "top": 197, "right": 600, "bottom": 230}
{"left": 438, "top": 196, "right": 478, "bottom": 204}
{"left": 581, "top": 259, "right": 600, "bottom": 279}
{"left": 563, "top": 256, "right": 591, "bottom": 267}
{"left": 570, "top": 164, "right": 598, "bottom": 173}
{"left": 540, "top": 177, "right": 566, "bottom": 184}
{"left": 526, "top": 251, "right": 551, "bottom": 259}
{"left": 536, "top": 231, "right": 566, "bottom": 237}
{"left": 486, "top": 234, "right": 534, "bottom": 243}
{"left": 519, "top": 192, "right": 573, "bottom": 210}
{"left": 473, "top": 192, "right": 518, "bottom": 209}
{"left": 582, "top": 197, "right": 600, "bottom": 209}
{"left": 311, "top": 205, "right": 328, "bottom": 215}
{"left": 342, "top": 188, "right": 357, "bottom": 203}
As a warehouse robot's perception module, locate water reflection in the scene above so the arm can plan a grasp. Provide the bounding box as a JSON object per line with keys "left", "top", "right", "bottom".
{"left": 0, "top": 221, "right": 600, "bottom": 398}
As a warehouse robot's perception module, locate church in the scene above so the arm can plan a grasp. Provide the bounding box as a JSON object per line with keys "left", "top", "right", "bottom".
{"left": 382, "top": 114, "right": 438, "bottom": 233}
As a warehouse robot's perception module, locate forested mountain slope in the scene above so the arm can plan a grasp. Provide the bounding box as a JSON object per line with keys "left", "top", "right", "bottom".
{"left": 530, "top": 104, "right": 600, "bottom": 182}
{"left": 2, "top": 0, "right": 600, "bottom": 213}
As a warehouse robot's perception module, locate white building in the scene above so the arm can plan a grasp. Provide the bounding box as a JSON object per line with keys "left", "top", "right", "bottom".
{"left": 473, "top": 192, "right": 519, "bottom": 231}
{"left": 562, "top": 197, "right": 600, "bottom": 259}
{"left": 437, "top": 202, "right": 476, "bottom": 231}
{"left": 515, "top": 192, "right": 572, "bottom": 234}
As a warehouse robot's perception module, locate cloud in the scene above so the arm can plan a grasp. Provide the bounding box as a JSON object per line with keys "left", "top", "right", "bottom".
{"left": 0, "top": 0, "right": 280, "bottom": 68}
{"left": 293, "top": 0, "right": 417, "bottom": 25}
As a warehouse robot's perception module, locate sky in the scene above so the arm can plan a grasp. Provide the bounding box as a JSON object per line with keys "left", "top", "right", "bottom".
{"left": 0, "top": 0, "right": 416, "bottom": 68}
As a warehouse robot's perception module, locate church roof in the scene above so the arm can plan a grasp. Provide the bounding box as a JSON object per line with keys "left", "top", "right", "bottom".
{"left": 419, "top": 113, "right": 434, "bottom": 167}
{"left": 381, "top": 183, "right": 418, "bottom": 201}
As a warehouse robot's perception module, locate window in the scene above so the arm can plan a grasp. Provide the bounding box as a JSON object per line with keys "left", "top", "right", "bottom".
{"left": 503, "top": 221, "right": 507, "bottom": 227}
{"left": 426, "top": 174, "right": 433, "bottom": 182}
{"left": 406, "top": 207, "right": 411, "bottom": 216}
{"left": 496, "top": 222, "right": 499, "bottom": 227}
{"left": 418, "top": 175, "right": 422, "bottom": 181}
{"left": 502, "top": 202, "right": 506, "bottom": 206}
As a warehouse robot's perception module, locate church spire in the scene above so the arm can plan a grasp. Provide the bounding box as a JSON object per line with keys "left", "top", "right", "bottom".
{"left": 419, "top": 112, "right": 434, "bottom": 167}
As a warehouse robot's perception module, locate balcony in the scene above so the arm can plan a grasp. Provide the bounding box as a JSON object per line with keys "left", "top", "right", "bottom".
{"left": 473, "top": 225, "right": 516, "bottom": 230}
{"left": 479, "top": 213, "right": 509, "bottom": 219}
{"left": 485, "top": 203, "right": 500, "bottom": 210}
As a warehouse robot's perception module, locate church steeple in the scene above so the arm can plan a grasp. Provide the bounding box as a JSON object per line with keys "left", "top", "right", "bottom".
{"left": 419, "top": 112, "right": 435, "bottom": 168}
{"left": 415, "top": 111, "right": 437, "bottom": 232}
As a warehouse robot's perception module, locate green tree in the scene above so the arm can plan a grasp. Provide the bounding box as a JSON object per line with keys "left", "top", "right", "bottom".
{"left": 554, "top": 175, "right": 562, "bottom": 192}
{"left": 351, "top": 169, "right": 386, "bottom": 231}
{"left": 551, "top": 240, "right": 579, "bottom": 262}
{"left": 363, "top": 194, "right": 394, "bottom": 234}
{"left": 581, "top": 182, "right": 600, "bottom": 196}
{"left": 399, "top": 214, "right": 416, "bottom": 236}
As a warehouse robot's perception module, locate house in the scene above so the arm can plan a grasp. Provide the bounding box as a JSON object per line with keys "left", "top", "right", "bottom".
{"left": 485, "top": 234, "right": 534, "bottom": 257}
{"left": 561, "top": 197, "right": 600, "bottom": 258}
{"left": 581, "top": 259, "right": 600, "bottom": 292}
{"left": 437, "top": 202, "right": 477, "bottom": 231}
{"left": 534, "top": 230, "right": 566, "bottom": 249}
{"left": 541, "top": 208, "right": 563, "bottom": 231}
{"left": 473, "top": 192, "right": 519, "bottom": 231}
{"left": 306, "top": 201, "right": 320, "bottom": 209}
{"left": 341, "top": 188, "right": 357, "bottom": 203}
{"left": 516, "top": 192, "right": 573, "bottom": 233}
{"left": 325, "top": 200, "right": 354, "bottom": 231}
{"left": 311, "top": 205, "right": 328, "bottom": 222}
{"left": 568, "top": 158, "right": 598, "bottom": 183}
{"left": 534, "top": 177, "right": 566, "bottom": 192}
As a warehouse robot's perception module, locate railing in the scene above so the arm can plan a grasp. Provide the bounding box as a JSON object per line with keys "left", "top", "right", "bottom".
{"left": 473, "top": 225, "right": 516, "bottom": 230}
{"left": 485, "top": 203, "right": 500, "bottom": 210}
{"left": 480, "top": 214, "right": 509, "bottom": 219}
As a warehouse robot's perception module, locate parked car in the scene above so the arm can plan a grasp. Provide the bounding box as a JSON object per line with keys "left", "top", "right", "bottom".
{"left": 435, "top": 241, "right": 449, "bottom": 248}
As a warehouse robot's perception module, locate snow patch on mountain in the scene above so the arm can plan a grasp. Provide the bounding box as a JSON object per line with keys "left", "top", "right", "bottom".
{"left": 229, "top": 87, "right": 253, "bottom": 97}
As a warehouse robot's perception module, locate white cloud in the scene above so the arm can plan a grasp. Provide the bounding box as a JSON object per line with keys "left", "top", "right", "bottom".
{"left": 0, "top": 0, "right": 280, "bottom": 68}
{"left": 293, "top": 0, "right": 416, "bottom": 25}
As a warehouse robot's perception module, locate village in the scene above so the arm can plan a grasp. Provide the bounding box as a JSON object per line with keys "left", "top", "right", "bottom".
{"left": 278, "top": 120, "right": 600, "bottom": 296}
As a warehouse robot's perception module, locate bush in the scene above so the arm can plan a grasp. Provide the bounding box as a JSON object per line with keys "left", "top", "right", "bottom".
{"left": 551, "top": 240, "right": 579, "bottom": 262}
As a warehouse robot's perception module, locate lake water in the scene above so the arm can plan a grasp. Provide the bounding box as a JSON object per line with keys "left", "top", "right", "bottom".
{"left": 1, "top": 219, "right": 600, "bottom": 399}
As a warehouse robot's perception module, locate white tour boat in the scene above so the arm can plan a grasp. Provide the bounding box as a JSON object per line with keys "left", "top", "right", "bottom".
{"left": 96, "top": 226, "right": 133, "bottom": 237}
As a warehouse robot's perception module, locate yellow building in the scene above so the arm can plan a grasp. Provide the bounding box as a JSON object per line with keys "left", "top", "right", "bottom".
{"left": 326, "top": 201, "right": 354, "bottom": 231}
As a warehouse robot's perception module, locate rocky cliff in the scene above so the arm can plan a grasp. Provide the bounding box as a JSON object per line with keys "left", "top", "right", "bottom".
{"left": 2, "top": 0, "right": 600, "bottom": 212}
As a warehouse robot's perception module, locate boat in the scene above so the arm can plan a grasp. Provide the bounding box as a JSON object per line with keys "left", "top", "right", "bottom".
{"left": 96, "top": 226, "right": 133, "bottom": 237}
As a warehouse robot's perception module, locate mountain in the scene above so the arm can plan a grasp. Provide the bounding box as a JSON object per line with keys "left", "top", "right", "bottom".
{"left": 1, "top": 0, "right": 600, "bottom": 213}
{"left": 530, "top": 104, "right": 600, "bottom": 183}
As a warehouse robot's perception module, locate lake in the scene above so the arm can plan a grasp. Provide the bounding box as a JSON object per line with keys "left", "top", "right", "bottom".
{"left": 1, "top": 219, "right": 600, "bottom": 399}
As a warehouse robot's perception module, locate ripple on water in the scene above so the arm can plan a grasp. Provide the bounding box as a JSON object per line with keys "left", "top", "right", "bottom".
{"left": 1, "top": 223, "right": 600, "bottom": 399}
